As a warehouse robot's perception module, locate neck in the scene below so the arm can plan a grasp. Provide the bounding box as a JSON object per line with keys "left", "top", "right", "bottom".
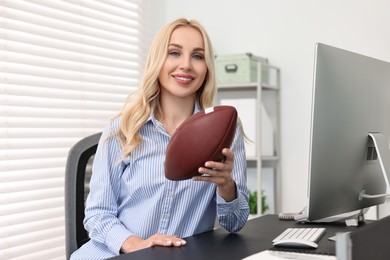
{"left": 156, "top": 97, "right": 196, "bottom": 136}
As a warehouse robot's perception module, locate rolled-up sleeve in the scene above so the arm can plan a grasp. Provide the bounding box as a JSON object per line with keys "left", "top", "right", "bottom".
{"left": 216, "top": 123, "right": 250, "bottom": 233}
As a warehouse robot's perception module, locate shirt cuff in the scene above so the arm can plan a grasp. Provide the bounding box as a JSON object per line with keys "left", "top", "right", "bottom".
{"left": 105, "top": 224, "right": 133, "bottom": 255}
{"left": 216, "top": 193, "right": 240, "bottom": 216}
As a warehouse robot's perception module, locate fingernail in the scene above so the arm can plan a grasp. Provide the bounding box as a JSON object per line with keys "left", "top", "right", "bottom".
{"left": 181, "top": 240, "right": 186, "bottom": 245}
{"left": 166, "top": 240, "right": 172, "bottom": 245}
{"left": 175, "top": 241, "right": 181, "bottom": 245}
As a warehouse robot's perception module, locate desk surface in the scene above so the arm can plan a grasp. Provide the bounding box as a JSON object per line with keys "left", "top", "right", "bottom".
{"left": 110, "top": 214, "right": 364, "bottom": 260}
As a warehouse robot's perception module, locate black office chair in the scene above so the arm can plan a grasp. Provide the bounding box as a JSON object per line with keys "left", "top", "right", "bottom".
{"left": 65, "top": 132, "right": 102, "bottom": 259}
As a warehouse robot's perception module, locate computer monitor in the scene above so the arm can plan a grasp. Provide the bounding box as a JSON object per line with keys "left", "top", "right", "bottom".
{"left": 305, "top": 43, "right": 390, "bottom": 223}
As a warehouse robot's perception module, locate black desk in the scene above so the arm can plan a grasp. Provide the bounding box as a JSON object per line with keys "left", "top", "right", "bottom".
{"left": 110, "top": 214, "right": 364, "bottom": 260}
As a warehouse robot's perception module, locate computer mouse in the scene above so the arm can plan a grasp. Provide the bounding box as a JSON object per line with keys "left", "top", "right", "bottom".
{"left": 273, "top": 239, "right": 318, "bottom": 249}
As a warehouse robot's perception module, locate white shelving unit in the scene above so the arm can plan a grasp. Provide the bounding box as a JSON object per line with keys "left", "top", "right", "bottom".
{"left": 215, "top": 63, "right": 281, "bottom": 216}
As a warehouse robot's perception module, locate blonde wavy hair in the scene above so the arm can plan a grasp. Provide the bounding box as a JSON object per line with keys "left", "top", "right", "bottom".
{"left": 115, "top": 18, "right": 217, "bottom": 158}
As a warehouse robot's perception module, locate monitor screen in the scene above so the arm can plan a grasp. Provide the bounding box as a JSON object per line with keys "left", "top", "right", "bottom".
{"left": 306, "top": 43, "right": 390, "bottom": 222}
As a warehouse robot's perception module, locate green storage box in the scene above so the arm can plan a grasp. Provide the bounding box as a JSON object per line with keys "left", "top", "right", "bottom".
{"left": 215, "top": 53, "right": 269, "bottom": 84}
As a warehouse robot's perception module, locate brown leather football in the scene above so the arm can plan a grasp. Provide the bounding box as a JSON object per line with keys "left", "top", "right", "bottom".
{"left": 164, "top": 105, "right": 237, "bottom": 181}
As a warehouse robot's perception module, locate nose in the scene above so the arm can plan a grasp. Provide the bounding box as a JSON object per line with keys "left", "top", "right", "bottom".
{"left": 179, "top": 56, "right": 192, "bottom": 71}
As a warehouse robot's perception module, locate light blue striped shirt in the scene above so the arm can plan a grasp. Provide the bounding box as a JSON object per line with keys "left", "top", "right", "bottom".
{"left": 71, "top": 106, "right": 249, "bottom": 260}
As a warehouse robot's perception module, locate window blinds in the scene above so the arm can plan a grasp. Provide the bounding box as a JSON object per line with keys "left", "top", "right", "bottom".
{"left": 0, "top": 1, "right": 148, "bottom": 259}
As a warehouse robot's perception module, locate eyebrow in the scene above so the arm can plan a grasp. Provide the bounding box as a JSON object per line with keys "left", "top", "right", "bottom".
{"left": 168, "top": 43, "right": 205, "bottom": 52}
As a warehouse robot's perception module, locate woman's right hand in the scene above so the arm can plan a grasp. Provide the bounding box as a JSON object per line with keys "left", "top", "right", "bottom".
{"left": 120, "top": 234, "right": 186, "bottom": 253}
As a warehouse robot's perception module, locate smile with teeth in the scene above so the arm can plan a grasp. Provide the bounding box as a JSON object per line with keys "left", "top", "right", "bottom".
{"left": 176, "top": 76, "right": 191, "bottom": 81}
{"left": 173, "top": 75, "right": 194, "bottom": 83}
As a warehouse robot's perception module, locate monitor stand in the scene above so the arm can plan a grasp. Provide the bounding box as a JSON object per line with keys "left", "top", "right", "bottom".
{"left": 295, "top": 133, "right": 390, "bottom": 227}
{"left": 295, "top": 208, "right": 368, "bottom": 227}
{"left": 358, "top": 133, "right": 390, "bottom": 200}
{"left": 366, "top": 132, "right": 390, "bottom": 195}
{"left": 317, "top": 209, "right": 367, "bottom": 227}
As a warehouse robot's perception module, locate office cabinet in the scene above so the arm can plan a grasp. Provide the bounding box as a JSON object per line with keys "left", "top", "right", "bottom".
{"left": 215, "top": 62, "right": 281, "bottom": 216}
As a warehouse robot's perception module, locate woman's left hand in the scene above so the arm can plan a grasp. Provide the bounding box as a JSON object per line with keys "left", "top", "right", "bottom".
{"left": 194, "top": 148, "right": 237, "bottom": 202}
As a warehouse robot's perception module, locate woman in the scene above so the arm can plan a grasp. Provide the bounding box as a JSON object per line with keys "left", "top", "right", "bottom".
{"left": 71, "top": 18, "right": 249, "bottom": 260}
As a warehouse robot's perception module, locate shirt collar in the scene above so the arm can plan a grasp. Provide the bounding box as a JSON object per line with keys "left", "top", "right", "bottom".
{"left": 147, "top": 102, "right": 201, "bottom": 125}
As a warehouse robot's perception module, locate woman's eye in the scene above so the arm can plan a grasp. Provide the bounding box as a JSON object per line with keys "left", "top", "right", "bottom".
{"left": 169, "top": 51, "right": 180, "bottom": 57}
{"left": 193, "top": 53, "right": 204, "bottom": 60}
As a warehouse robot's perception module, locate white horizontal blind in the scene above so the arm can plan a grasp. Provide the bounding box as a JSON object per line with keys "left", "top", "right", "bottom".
{"left": 0, "top": 1, "right": 149, "bottom": 259}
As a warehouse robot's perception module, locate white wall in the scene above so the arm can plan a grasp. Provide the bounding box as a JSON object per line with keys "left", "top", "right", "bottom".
{"left": 150, "top": 0, "right": 390, "bottom": 213}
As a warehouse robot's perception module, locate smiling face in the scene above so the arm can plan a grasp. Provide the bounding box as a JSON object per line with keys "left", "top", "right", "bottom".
{"left": 158, "top": 26, "right": 208, "bottom": 102}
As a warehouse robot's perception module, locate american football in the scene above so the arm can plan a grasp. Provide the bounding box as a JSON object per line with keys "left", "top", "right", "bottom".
{"left": 164, "top": 105, "right": 237, "bottom": 181}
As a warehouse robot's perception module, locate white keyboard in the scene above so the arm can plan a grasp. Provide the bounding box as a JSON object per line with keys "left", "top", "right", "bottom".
{"left": 273, "top": 227, "right": 326, "bottom": 246}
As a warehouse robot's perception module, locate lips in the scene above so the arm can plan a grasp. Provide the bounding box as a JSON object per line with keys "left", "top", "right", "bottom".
{"left": 172, "top": 74, "right": 194, "bottom": 83}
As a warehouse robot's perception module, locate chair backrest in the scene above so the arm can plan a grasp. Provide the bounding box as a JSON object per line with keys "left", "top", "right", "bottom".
{"left": 65, "top": 133, "right": 102, "bottom": 259}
